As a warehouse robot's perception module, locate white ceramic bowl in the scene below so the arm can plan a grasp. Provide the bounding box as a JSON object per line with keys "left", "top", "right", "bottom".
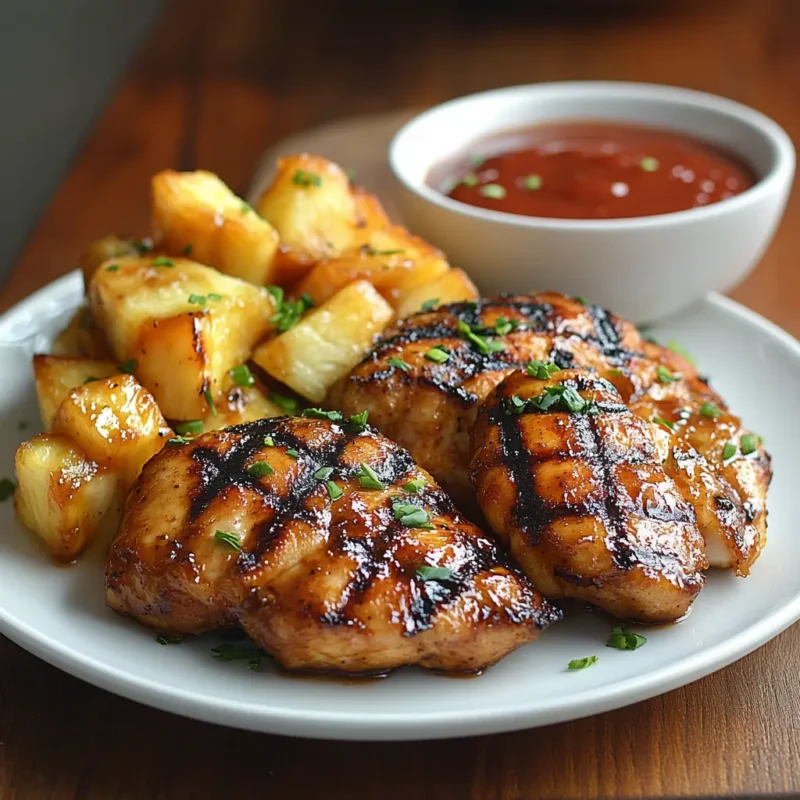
{"left": 389, "top": 82, "right": 795, "bottom": 323}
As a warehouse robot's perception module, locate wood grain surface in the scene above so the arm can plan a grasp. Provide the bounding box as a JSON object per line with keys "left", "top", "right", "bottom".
{"left": 2, "top": 1, "right": 799, "bottom": 797}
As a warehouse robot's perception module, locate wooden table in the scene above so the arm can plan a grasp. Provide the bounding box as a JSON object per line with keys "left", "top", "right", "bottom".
{"left": 2, "top": 1, "right": 799, "bottom": 797}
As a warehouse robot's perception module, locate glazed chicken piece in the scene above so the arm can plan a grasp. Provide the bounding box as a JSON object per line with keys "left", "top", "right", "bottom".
{"left": 606, "top": 341, "right": 771, "bottom": 574}
{"left": 337, "top": 292, "right": 770, "bottom": 576}
{"left": 106, "top": 414, "right": 559, "bottom": 674}
{"left": 470, "top": 368, "right": 708, "bottom": 622}
{"left": 335, "top": 292, "right": 644, "bottom": 505}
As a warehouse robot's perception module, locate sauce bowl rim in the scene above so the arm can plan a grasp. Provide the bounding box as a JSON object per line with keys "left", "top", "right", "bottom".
{"left": 388, "top": 81, "right": 795, "bottom": 231}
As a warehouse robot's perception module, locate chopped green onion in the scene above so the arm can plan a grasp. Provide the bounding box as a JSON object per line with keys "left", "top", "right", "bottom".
{"left": 152, "top": 256, "right": 173, "bottom": 267}
{"left": 183, "top": 244, "right": 193, "bottom": 255}
{"left": 388, "top": 356, "right": 411, "bottom": 372}
{"left": 346, "top": 410, "right": 369, "bottom": 432}
{"left": 666, "top": 340, "right": 696, "bottom": 365}
{"left": 656, "top": 365, "right": 680, "bottom": 384}
{"left": 653, "top": 415, "right": 675, "bottom": 431}
{"left": 425, "top": 346, "right": 449, "bottom": 364}
{"left": 740, "top": 433, "right": 759, "bottom": 455}
{"left": 391, "top": 499, "right": 432, "bottom": 529}
{"left": 188, "top": 294, "right": 207, "bottom": 305}
{"left": 214, "top": 530, "right": 243, "bottom": 552}
{"left": 416, "top": 565, "right": 455, "bottom": 582}
{"left": 229, "top": 364, "right": 255, "bottom": 387}
{"left": 207, "top": 293, "right": 222, "bottom": 301}
{"left": 264, "top": 436, "right": 275, "bottom": 447}
{"left": 403, "top": 479, "right": 426, "bottom": 495}
{"left": 270, "top": 393, "right": 299, "bottom": 414}
{"left": 640, "top": 157, "right": 660, "bottom": 172}
{"left": 420, "top": 298, "right": 439, "bottom": 312}
{"left": 326, "top": 481, "right": 343, "bottom": 501}
{"left": 286, "top": 449, "right": 300, "bottom": 458}
{"left": 211, "top": 643, "right": 265, "bottom": 663}
{"left": 362, "top": 246, "right": 405, "bottom": 257}
{"left": 204, "top": 389, "right": 217, "bottom": 416}
{"left": 523, "top": 174, "right": 543, "bottom": 190}
{"left": 526, "top": 360, "right": 560, "bottom": 380}
{"left": 568, "top": 655, "right": 598, "bottom": 670}
{"left": 606, "top": 625, "right": 647, "bottom": 651}
{"left": 722, "top": 442, "right": 737, "bottom": 461}
{"left": 175, "top": 420, "right": 203, "bottom": 436}
{"left": 314, "top": 466, "right": 334, "bottom": 481}
{"left": 479, "top": 183, "right": 506, "bottom": 199}
{"left": 356, "top": 463, "right": 384, "bottom": 490}
{"left": 166, "top": 435, "right": 194, "bottom": 447}
{"left": 462, "top": 173, "right": 479, "bottom": 188}
{"left": 302, "top": 408, "right": 343, "bottom": 422}
{"left": 105, "top": 264, "right": 119, "bottom": 272}
{"left": 248, "top": 461, "right": 274, "bottom": 477}
{"left": 493, "top": 315, "right": 518, "bottom": 336}
{"left": 456, "top": 319, "right": 504, "bottom": 356}
{"left": 292, "top": 169, "right": 322, "bottom": 188}
{"left": 117, "top": 359, "right": 137, "bottom": 374}
{"left": 132, "top": 238, "right": 153, "bottom": 255}
{"left": 241, "top": 201, "right": 254, "bottom": 214}
{"left": 156, "top": 633, "right": 183, "bottom": 645}
{"left": 699, "top": 402, "right": 722, "bottom": 419}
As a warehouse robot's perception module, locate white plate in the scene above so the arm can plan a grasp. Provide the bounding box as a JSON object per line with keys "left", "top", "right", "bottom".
{"left": 0, "top": 271, "right": 799, "bottom": 740}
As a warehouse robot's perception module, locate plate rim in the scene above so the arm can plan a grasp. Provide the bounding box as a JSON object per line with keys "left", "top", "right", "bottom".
{"left": 1, "top": 281, "right": 798, "bottom": 741}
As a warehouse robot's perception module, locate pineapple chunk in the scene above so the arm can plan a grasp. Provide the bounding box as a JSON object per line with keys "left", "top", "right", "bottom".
{"left": 394, "top": 268, "right": 479, "bottom": 318}
{"left": 151, "top": 170, "right": 280, "bottom": 285}
{"left": 33, "top": 354, "right": 118, "bottom": 430}
{"left": 79, "top": 235, "right": 147, "bottom": 289}
{"left": 256, "top": 154, "right": 360, "bottom": 285}
{"left": 14, "top": 433, "right": 122, "bottom": 560}
{"left": 51, "top": 374, "right": 172, "bottom": 487}
{"left": 252, "top": 280, "right": 393, "bottom": 403}
{"left": 295, "top": 225, "right": 449, "bottom": 308}
{"left": 352, "top": 187, "right": 391, "bottom": 233}
{"left": 51, "top": 307, "right": 114, "bottom": 359}
{"left": 88, "top": 256, "right": 275, "bottom": 419}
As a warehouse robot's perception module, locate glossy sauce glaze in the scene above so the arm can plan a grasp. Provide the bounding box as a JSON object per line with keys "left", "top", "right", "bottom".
{"left": 433, "top": 123, "right": 756, "bottom": 220}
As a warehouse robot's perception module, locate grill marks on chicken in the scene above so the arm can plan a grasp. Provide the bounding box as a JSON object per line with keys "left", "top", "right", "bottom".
{"left": 335, "top": 292, "right": 646, "bottom": 503}
{"left": 471, "top": 369, "right": 708, "bottom": 622}
{"left": 106, "top": 416, "right": 559, "bottom": 674}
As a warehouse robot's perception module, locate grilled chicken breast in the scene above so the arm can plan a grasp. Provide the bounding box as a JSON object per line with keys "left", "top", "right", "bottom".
{"left": 106, "top": 415, "right": 559, "bottom": 674}
{"left": 337, "top": 293, "right": 770, "bottom": 576}
{"left": 471, "top": 368, "right": 708, "bottom": 622}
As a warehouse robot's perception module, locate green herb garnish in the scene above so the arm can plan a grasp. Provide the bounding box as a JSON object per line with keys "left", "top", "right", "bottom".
{"left": 183, "top": 243, "right": 193, "bottom": 256}
{"left": 188, "top": 294, "right": 207, "bottom": 305}
{"left": 640, "top": 157, "right": 660, "bottom": 172}
{"left": 403, "top": 479, "right": 426, "bottom": 495}
{"left": 462, "top": 173, "right": 479, "bottom": 188}
{"left": 270, "top": 393, "right": 299, "bottom": 414}
{"left": 264, "top": 435, "right": 275, "bottom": 447}
{"left": 152, "top": 256, "right": 174, "bottom": 267}
{"left": 567, "top": 655, "right": 598, "bottom": 670}
{"left": 666, "top": 340, "right": 696, "bottom": 365}
{"left": 175, "top": 420, "right": 203, "bottom": 436}
{"left": 656, "top": 365, "right": 680, "bottom": 384}
{"left": 204, "top": 389, "right": 217, "bottom": 415}
{"left": 740, "top": 433, "right": 760, "bottom": 455}
{"left": 388, "top": 356, "right": 411, "bottom": 372}
{"left": 229, "top": 364, "right": 255, "bottom": 387}
{"left": 241, "top": 201, "right": 254, "bottom": 214}
{"left": 416, "top": 565, "right": 455, "bottom": 582}
{"left": 699, "top": 402, "right": 722, "bottom": 419}
{"left": 211, "top": 643, "right": 265, "bottom": 664}
{"left": 286, "top": 449, "right": 300, "bottom": 458}
{"left": 425, "top": 346, "right": 449, "bottom": 364}
{"left": 511, "top": 385, "right": 598, "bottom": 416}
{"left": 420, "top": 298, "right": 439, "bottom": 312}
{"left": 132, "top": 238, "right": 153, "bottom": 255}
{"left": 722, "top": 442, "right": 737, "bottom": 461}
{"left": 117, "top": 359, "right": 137, "bottom": 374}
{"left": 606, "top": 625, "right": 647, "bottom": 651}
{"left": 346, "top": 410, "right": 369, "bottom": 432}
{"left": 302, "top": 408, "right": 343, "bottom": 422}
{"left": 292, "top": 169, "right": 322, "bottom": 188}
{"left": 526, "top": 360, "right": 560, "bottom": 380}
{"left": 391, "top": 499, "right": 432, "bottom": 529}
{"left": 356, "top": 463, "right": 384, "bottom": 490}
{"left": 653, "top": 415, "right": 675, "bottom": 431}
{"left": 270, "top": 291, "right": 315, "bottom": 333}
{"left": 166, "top": 435, "right": 194, "bottom": 447}
{"left": 156, "top": 634, "right": 183, "bottom": 645}
{"left": 523, "top": 174, "right": 543, "bottom": 190}
{"left": 214, "top": 530, "right": 243, "bottom": 552}
{"left": 326, "top": 481, "right": 343, "bottom": 501}
{"left": 480, "top": 183, "right": 506, "bottom": 199}
{"left": 456, "top": 319, "right": 504, "bottom": 355}
{"left": 314, "top": 466, "right": 334, "bottom": 481}
{"left": 493, "top": 315, "right": 518, "bottom": 336}
{"left": 105, "top": 264, "right": 120, "bottom": 272}
{"left": 362, "top": 246, "right": 405, "bottom": 257}
{"left": 248, "top": 461, "right": 274, "bottom": 477}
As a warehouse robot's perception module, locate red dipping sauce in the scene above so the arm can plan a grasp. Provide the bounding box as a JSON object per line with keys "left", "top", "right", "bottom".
{"left": 433, "top": 123, "right": 756, "bottom": 220}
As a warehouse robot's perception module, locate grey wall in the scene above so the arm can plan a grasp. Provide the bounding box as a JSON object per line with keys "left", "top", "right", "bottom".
{"left": 0, "top": 0, "right": 164, "bottom": 278}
